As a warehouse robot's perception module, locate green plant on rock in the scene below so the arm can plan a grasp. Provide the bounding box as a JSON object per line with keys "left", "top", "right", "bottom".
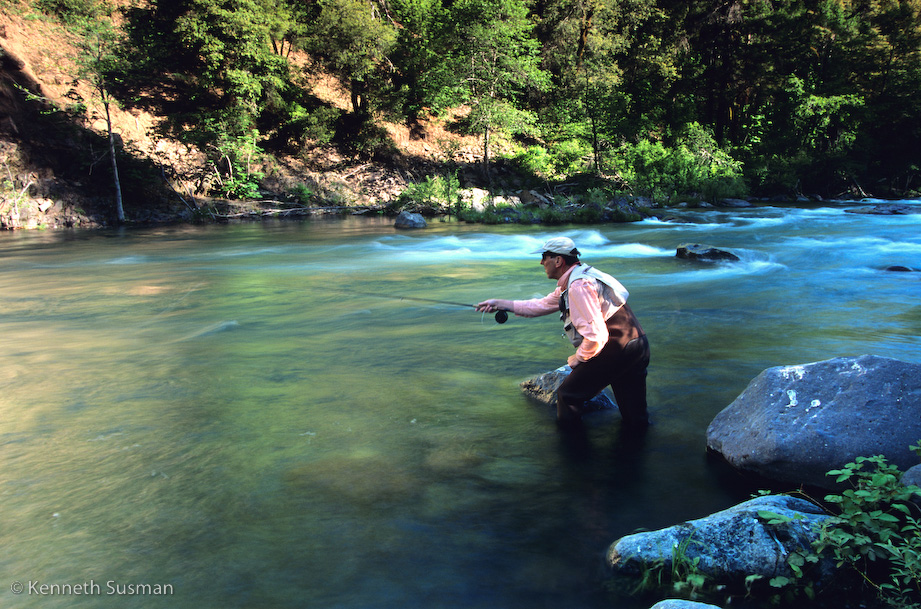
{"left": 816, "top": 444, "right": 921, "bottom": 608}
{"left": 624, "top": 444, "right": 921, "bottom": 609}
{"left": 632, "top": 534, "right": 709, "bottom": 600}
{"left": 757, "top": 443, "right": 921, "bottom": 608}
{"left": 750, "top": 508, "right": 821, "bottom": 603}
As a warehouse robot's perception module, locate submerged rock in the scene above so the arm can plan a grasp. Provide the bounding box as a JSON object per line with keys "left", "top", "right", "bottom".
{"left": 650, "top": 601, "right": 724, "bottom": 609}
{"left": 706, "top": 355, "right": 921, "bottom": 489}
{"left": 717, "top": 198, "right": 755, "bottom": 208}
{"left": 607, "top": 495, "right": 833, "bottom": 584}
{"left": 520, "top": 366, "right": 616, "bottom": 412}
{"left": 676, "top": 243, "right": 740, "bottom": 262}
{"left": 847, "top": 203, "right": 921, "bottom": 215}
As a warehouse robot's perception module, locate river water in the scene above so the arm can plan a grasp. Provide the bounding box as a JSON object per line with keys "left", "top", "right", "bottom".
{"left": 1, "top": 201, "right": 919, "bottom": 609}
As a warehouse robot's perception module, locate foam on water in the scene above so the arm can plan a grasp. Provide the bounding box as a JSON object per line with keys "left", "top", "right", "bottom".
{"left": 643, "top": 258, "right": 786, "bottom": 286}
{"left": 783, "top": 235, "right": 921, "bottom": 258}
{"left": 366, "top": 230, "right": 673, "bottom": 263}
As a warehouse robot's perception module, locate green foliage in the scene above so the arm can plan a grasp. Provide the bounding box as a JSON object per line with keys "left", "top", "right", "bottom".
{"left": 509, "top": 139, "right": 591, "bottom": 180}
{"left": 27, "top": 0, "right": 921, "bottom": 203}
{"left": 386, "top": 0, "right": 450, "bottom": 118}
{"left": 294, "top": 105, "right": 341, "bottom": 148}
{"left": 290, "top": 184, "right": 315, "bottom": 206}
{"left": 209, "top": 130, "right": 265, "bottom": 199}
{"left": 34, "top": 0, "right": 107, "bottom": 23}
{"left": 623, "top": 445, "right": 921, "bottom": 608}
{"left": 817, "top": 453, "right": 921, "bottom": 607}
{"left": 445, "top": 0, "right": 550, "bottom": 170}
{"left": 510, "top": 145, "right": 555, "bottom": 178}
{"left": 302, "top": 0, "right": 397, "bottom": 116}
{"left": 609, "top": 124, "right": 746, "bottom": 203}
{"left": 396, "top": 171, "right": 462, "bottom": 215}
{"left": 170, "top": 0, "right": 292, "bottom": 142}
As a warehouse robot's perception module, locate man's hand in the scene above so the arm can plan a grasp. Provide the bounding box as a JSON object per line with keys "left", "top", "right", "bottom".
{"left": 476, "top": 299, "right": 508, "bottom": 313}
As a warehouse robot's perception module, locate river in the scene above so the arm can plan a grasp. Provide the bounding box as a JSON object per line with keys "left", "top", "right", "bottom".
{"left": 1, "top": 201, "right": 919, "bottom": 609}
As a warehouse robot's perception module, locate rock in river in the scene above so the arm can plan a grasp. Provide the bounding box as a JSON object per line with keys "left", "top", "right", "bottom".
{"left": 676, "top": 243, "right": 740, "bottom": 262}
{"left": 706, "top": 355, "right": 921, "bottom": 489}
{"left": 607, "top": 494, "right": 833, "bottom": 585}
{"left": 520, "top": 366, "right": 616, "bottom": 412}
{"left": 394, "top": 210, "right": 427, "bottom": 228}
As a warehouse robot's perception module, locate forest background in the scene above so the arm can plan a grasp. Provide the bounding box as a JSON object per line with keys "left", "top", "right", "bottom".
{"left": 1, "top": 0, "right": 920, "bottom": 226}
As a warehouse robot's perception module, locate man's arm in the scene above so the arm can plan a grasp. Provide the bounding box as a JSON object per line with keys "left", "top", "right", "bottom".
{"left": 477, "top": 288, "right": 562, "bottom": 318}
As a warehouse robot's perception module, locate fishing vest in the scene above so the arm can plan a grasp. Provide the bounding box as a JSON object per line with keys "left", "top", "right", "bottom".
{"left": 560, "top": 265, "right": 644, "bottom": 349}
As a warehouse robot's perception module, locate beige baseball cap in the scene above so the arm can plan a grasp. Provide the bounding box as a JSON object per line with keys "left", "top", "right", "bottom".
{"left": 532, "top": 236, "right": 580, "bottom": 257}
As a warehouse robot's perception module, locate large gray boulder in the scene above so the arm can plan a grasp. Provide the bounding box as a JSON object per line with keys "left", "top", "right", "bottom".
{"left": 520, "top": 366, "right": 616, "bottom": 412}
{"left": 607, "top": 495, "right": 832, "bottom": 584}
{"left": 707, "top": 355, "right": 921, "bottom": 489}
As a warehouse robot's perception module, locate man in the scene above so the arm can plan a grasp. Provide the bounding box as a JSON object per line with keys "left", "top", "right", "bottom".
{"left": 476, "top": 236, "right": 650, "bottom": 427}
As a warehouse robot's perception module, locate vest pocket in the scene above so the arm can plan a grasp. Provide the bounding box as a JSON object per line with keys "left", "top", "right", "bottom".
{"left": 562, "top": 321, "right": 583, "bottom": 347}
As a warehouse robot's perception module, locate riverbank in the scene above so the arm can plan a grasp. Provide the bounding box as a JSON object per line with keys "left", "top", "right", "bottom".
{"left": 0, "top": 8, "right": 860, "bottom": 232}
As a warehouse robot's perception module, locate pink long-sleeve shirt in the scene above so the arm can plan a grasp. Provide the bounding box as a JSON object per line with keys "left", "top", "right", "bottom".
{"left": 511, "top": 265, "right": 624, "bottom": 366}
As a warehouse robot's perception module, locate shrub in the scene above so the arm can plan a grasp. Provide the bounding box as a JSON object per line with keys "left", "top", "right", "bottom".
{"left": 816, "top": 445, "right": 921, "bottom": 607}
{"left": 511, "top": 145, "right": 554, "bottom": 178}
{"left": 508, "top": 139, "right": 592, "bottom": 180}
{"left": 209, "top": 130, "right": 265, "bottom": 200}
{"left": 397, "top": 171, "right": 462, "bottom": 216}
{"left": 35, "top": 0, "right": 107, "bottom": 23}
{"left": 550, "top": 139, "right": 592, "bottom": 177}
{"left": 607, "top": 123, "right": 746, "bottom": 203}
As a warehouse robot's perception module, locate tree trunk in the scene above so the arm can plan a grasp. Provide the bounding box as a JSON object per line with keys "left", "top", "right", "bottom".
{"left": 589, "top": 106, "right": 601, "bottom": 174}
{"left": 104, "top": 94, "right": 125, "bottom": 223}
{"left": 577, "top": 7, "right": 594, "bottom": 69}
{"left": 482, "top": 124, "right": 491, "bottom": 181}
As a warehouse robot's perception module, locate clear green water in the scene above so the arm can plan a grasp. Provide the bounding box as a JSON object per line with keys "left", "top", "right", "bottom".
{"left": 1, "top": 204, "right": 919, "bottom": 608}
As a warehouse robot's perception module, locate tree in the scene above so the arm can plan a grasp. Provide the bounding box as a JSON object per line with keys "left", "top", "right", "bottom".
{"left": 387, "top": 0, "right": 450, "bottom": 119}
{"left": 74, "top": 16, "right": 127, "bottom": 222}
{"left": 446, "top": 0, "right": 550, "bottom": 177}
{"left": 174, "top": 0, "right": 291, "bottom": 137}
{"left": 534, "top": 0, "right": 666, "bottom": 173}
{"left": 303, "top": 0, "right": 397, "bottom": 118}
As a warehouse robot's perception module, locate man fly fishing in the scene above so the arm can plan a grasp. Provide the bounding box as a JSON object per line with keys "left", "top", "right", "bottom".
{"left": 476, "top": 237, "right": 650, "bottom": 429}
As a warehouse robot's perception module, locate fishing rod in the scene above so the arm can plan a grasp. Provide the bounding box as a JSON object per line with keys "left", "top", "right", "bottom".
{"left": 348, "top": 290, "right": 510, "bottom": 324}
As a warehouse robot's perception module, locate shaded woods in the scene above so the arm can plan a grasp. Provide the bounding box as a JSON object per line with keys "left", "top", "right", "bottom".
{"left": 2, "top": 0, "right": 920, "bottom": 224}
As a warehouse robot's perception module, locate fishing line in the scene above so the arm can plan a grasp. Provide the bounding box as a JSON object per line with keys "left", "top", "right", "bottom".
{"left": 340, "top": 289, "right": 510, "bottom": 324}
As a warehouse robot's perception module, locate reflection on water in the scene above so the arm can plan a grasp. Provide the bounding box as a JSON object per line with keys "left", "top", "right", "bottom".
{"left": 1, "top": 204, "right": 919, "bottom": 608}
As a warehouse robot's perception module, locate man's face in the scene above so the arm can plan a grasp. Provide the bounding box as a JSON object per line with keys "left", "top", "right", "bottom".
{"left": 540, "top": 252, "right": 564, "bottom": 280}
